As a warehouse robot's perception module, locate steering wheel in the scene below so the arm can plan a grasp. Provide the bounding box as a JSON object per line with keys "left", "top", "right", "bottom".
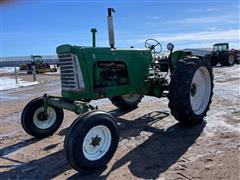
{"left": 145, "top": 38, "right": 162, "bottom": 54}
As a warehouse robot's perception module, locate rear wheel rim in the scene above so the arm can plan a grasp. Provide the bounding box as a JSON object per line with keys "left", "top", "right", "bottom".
{"left": 190, "top": 66, "right": 211, "bottom": 115}
{"left": 229, "top": 54, "right": 234, "bottom": 64}
{"left": 121, "top": 94, "right": 141, "bottom": 103}
{"left": 82, "top": 125, "right": 112, "bottom": 161}
{"left": 33, "top": 107, "right": 57, "bottom": 129}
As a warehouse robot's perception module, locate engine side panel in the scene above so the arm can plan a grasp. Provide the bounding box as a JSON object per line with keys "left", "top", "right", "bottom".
{"left": 57, "top": 45, "right": 152, "bottom": 100}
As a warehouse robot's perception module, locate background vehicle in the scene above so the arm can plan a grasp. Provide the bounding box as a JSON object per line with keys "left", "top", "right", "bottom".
{"left": 209, "top": 43, "right": 236, "bottom": 66}
{"left": 21, "top": 8, "right": 214, "bottom": 173}
{"left": 231, "top": 49, "right": 240, "bottom": 64}
{"left": 20, "top": 55, "right": 57, "bottom": 73}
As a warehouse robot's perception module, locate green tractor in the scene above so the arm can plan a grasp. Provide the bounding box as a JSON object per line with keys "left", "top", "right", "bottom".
{"left": 21, "top": 8, "right": 214, "bottom": 172}
{"left": 210, "top": 43, "right": 235, "bottom": 66}
{"left": 20, "top": 55, "right": 57, "bottom": 73}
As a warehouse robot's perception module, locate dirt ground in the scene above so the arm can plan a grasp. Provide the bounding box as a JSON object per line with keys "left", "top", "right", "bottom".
{"left": 0, "top": 65, "right": 239, "bottom": 180}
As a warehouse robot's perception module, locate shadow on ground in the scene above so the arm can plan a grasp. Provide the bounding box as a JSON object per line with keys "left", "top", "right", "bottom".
{"left": 0, "top": 109, "right": 205, "bottom": 179}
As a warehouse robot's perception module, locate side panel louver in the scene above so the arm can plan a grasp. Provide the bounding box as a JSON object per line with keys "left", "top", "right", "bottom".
{"left": 58, "top": 54, "right": 85, "bottom": 91}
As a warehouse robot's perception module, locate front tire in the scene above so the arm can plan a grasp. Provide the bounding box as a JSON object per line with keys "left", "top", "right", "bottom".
{"left": 168, "top": 57, "right": 213, "bottom": 124}
{"left": 21, "top": 97, "right": 64, "bottom": 138}
{"left": 109, "top": 94, "right": 143, "bottom": 110}
{"left": 210, "top": 55, "right": 218, "bottom": 66}
{"left": 64, "top": 111, "right": 119, "bottom": 172}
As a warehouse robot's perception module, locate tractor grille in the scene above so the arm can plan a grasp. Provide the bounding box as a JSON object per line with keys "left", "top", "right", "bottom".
{"left": 58, "top": 53, "right": 85, "bottom": 91}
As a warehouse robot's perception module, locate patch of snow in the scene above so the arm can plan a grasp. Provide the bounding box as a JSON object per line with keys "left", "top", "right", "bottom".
{"left": 0, "top": 93, "right": 19, "bottom": 101}
{"left": 206, "top": 113, "right": 240, "bottom": 133}
{"left": 0, "top": 77, "right": 39, "bottom": 91}
{"left": 44, "top": 69, "right": 60, "bottom": 75}
{"left": 0, "top": 67, "right": 19, "bottom": 73}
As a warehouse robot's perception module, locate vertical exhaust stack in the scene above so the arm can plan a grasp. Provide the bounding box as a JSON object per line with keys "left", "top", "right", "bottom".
{"left": 107, "top": 8, "right": 115, "bottom": 48}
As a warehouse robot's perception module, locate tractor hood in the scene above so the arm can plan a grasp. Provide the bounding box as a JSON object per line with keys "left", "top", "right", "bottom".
{"left": 57, "top": 44, "right": 73, "bottom": 54}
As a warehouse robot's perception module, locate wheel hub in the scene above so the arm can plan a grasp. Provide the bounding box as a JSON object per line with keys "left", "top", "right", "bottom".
{"left": 33, "top": 107, "right": 57, "bottom": 129}
{"left": 37, "top": 112, "right": 49, "bottom": 121}
{"left": 90, "top": 135, "right": 101, "bottom": 148}
{"left": 82, "top": 125, "right": 112, "bottom": 161}
{"left": 191, "top": 83, "right": 197, "bottom": 97}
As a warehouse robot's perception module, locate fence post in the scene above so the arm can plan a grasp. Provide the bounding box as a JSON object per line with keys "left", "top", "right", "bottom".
{"left": 14, "top": 65, "right": 18, "bottom": 84}
{"left": 32, "top": 65, "right": 36, "bottom": 81}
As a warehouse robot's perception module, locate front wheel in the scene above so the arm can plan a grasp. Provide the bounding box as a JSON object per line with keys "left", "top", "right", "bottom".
{"left": 21, "top": 97, "right": 64, "bottom": 138}
{"left": 210, "top": 55, "right": 218, "bottom": 66}
{"left": 168, "top": 57, "right": 214, "bottom": 124}
{"left": 64, "top": 111, "right": 119, "bottom": 172}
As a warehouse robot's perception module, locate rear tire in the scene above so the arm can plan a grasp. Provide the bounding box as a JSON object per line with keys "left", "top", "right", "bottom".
{"left": 168, "top": 57, "right": 213, "bottom": 124}
{"left": 219, "top": 53, "right": 235, "bottom": 66}
{"left": 64, "top": 111, "right": 119, "bottom": 172}
{"left": 109, "top": 94, "right": 143, "bottom": 110}
{"left": 21, "top": 97, "right": 64, "bottom": 138}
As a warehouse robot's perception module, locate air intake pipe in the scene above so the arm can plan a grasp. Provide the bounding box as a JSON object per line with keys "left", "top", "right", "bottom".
{"left": 107, "top": 8, "right": 115, "bottom": 48}
{"left": 91, "top": 28, "right": 97, "bottom": 47}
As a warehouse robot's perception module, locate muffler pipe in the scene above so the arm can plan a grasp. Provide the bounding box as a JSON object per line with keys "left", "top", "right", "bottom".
{"left": 107, "top": 8, "right": 115, "bottom": 48}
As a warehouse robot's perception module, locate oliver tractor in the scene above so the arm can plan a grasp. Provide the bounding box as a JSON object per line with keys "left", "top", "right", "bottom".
{"left": 21, "top": 8, "right": 214, "bottom": 172}
{"left": 210, "top": 43, "right": 236, "bottom": 66}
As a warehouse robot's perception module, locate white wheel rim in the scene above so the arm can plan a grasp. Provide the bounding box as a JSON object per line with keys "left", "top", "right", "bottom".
{"left": 229, "top": 55, "right": 234, "bottom": 64}
{"left": 190, "top": 66, "right": 211, "bottom": 115}
{"left": 121, "top": 94, "right": 141, "bottom": 103}
{"left": 33, "top": 107, "right": 57, "bottom": 129}
{"left": 82, "top": 125, "right": 112, "bottom": 161}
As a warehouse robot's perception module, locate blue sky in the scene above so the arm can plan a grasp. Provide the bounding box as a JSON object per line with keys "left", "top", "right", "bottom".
{"left": 1, "top": 0, "right": 239, "bottom": 56}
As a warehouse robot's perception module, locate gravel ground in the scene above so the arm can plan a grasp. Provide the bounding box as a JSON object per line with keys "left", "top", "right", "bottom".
{"left": 0, "top": 65, "right": 239, "bottom": 179}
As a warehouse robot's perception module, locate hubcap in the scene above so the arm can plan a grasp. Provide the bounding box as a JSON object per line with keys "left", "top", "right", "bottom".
{"left": 82, "top": 125, "right": 111, "bottom": 161}
{"left": 33, "top": 107, "right": 57, "bottom": 129}
{"left": 121, "top": 94, "right": 141, "bottom": 103}
{"left": 190, "top": 67, "right": 211, "bottom": 115}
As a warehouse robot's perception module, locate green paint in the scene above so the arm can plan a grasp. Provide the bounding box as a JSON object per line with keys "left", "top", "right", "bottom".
{"left": 52, "top": 44, "right": 187, "bottom": 113}
{"left": 57, "top": 45, "right": 152, "bottom": 99}
{"left": 170, "top": 51, "right": 188, "bottom": 70}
